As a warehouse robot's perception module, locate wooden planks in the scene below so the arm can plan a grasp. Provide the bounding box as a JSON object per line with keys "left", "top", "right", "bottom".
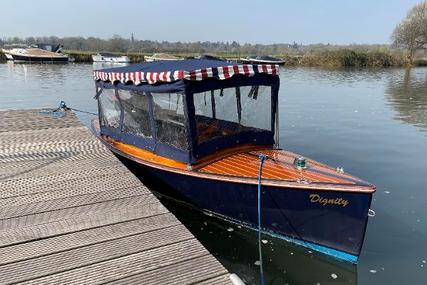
{"left": 0, "top": 109, "right": 232, "bottom": 285}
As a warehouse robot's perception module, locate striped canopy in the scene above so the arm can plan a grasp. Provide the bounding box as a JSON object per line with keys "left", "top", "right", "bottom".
{"left": 93, "top": 59, "right": 279, "bottom": 85}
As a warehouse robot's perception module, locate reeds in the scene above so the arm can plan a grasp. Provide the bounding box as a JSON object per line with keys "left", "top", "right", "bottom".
{"left": 298, "top": 49, "right": 405, "bottom": 67}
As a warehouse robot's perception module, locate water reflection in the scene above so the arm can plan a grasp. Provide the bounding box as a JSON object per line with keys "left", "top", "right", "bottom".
{"left": 385, "top": 68, "right": 427, "bottom": 132}
{"left": 5, "top": 61, "right": 77, "bottom": 95}
{"left": 124, "top": 160, "right": 358, "bottom": 285}
{"left": 157, "top": 194, "right": 357, "bottom": 285}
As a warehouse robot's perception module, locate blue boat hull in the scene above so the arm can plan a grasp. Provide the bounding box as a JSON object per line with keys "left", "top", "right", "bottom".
{"left": 118, "top": 155, "right": 372, "bottom": 263}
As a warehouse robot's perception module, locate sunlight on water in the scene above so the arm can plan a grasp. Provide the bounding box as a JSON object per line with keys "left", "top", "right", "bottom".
{"left": 0, "top": 63, "right": 426, "bottom": 284}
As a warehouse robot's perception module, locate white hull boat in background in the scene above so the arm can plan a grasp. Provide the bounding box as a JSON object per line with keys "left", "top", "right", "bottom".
{"left": 2, "top": 43, "right": 70, "bottom": 63}
{"left": 144, "top": 53, "right": 184, "bottom": 62}
{"left": 240, "top": 55, "right": 286, "bottom": 65}
{"left": 92, "top": 53, "right": 130, "bottom": 63}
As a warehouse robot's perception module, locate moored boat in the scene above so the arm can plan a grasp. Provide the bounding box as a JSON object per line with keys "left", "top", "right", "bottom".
{"left": 144, "top": 53, "right": 184, "bottom": 62}
{"left": 3, "top": 43, "right": 69, "bottom": 63}
{"left": 91, "top": 59, "right": 375, "bottom": 263}
{"left": 194, "top": 54, "right": 225, "bottom": 61}
{"left": 240, "top": 55, "right": 286, "bottom": 65}
{"left": 92, "top": 52, "right": 130, "bottom": 63}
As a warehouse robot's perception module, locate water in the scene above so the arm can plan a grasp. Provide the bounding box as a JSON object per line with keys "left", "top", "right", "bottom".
{"left": 1, "top": 62, "right": 426, "bottom": 284}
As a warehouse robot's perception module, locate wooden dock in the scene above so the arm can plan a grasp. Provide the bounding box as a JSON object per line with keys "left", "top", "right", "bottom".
{"left": 0, "top": 109, "right": 233, "bottom": 285}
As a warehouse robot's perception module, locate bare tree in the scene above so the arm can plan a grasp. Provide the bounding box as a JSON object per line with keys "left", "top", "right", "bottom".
{"left": 392, "top": 1, "right": 427, "bottom": 64}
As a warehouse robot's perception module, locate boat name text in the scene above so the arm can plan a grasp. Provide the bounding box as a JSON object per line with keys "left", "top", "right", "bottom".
{"left": 309, "top": 194, "right": 349, "bottom": 207}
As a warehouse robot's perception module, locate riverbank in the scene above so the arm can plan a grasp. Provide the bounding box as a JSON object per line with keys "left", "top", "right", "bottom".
{"left": 1, "top": 49, "right": 426, "bottom": 67}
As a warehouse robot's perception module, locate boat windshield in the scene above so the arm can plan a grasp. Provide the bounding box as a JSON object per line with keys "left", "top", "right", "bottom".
{"left": 193, "top": 85, "right": 272, "bottom": 145}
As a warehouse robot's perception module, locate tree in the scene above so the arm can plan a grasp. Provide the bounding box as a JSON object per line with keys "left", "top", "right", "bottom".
{"left": 392, "top": 1, "right": 427, "bottom": 64}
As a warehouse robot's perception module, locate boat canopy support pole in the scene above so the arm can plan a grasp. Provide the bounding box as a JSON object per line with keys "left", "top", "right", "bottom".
{"left": 236, "top": 87, "right": 241, "bottom": 124}
{"left": 210, "top": 90, "right": 216, "bottom": 119}
{"left": 274, "top": 103, "right": 279, "bottom": 148}
{"left": 272, "top": 85, "right": 280, "bottom": 148}
{"left": 94, "top": 85, "right": 103, "bottom": 99}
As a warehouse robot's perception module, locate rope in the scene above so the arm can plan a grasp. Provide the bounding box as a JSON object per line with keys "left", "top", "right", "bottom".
{"left": 41, "top": 101, "right": 98, "bottom": 117}
{"left": 257, "top": 154, "right": 267, "bottom": 285}
{"left": 69, "top": 107, "right": 97, "bottom": 116}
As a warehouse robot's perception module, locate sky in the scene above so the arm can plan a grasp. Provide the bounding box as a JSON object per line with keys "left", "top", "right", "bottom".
{"left": 0, "top": 0, "right": 421, "bottom": 45}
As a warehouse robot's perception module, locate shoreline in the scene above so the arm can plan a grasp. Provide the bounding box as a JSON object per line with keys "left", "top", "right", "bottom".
{"left": 1, "top": 49, "right": 426, "bottom": 67}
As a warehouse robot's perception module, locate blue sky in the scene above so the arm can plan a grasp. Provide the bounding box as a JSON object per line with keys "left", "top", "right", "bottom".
{"left": 0, "top": 0, "right": 420, "bottom": 44}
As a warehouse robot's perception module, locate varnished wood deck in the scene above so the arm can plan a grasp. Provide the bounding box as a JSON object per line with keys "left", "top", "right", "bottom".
{"left": 0, "top": 109, "right": 232, "bottom": 285}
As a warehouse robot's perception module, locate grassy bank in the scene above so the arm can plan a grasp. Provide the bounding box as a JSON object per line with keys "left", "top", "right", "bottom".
{"left": 65, "top": 49, "right": 408, "bottom": 67}
{"left": 288, "top": 49, "right": 406, "bottom": 67}
{"left": 2, "top": 48, "right": 425, "bottom": 67}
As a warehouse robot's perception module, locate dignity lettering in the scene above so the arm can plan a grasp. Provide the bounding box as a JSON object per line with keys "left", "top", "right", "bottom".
{"left": 309, "top": 194, "right": 349, "bottom": 208}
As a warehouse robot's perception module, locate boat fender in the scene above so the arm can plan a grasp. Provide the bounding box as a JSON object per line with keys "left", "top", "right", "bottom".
{"left": 229, "top": 273, "right": 246, "bottom": 285}
{"left": 368, "top": 209, "right": 376, "bottom": 217}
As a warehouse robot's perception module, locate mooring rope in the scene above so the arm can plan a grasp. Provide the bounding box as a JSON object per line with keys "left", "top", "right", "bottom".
{"left": 41, "top": 101, "right": 98, "bottom": 117}
{"left": 69, "top": 107, "right": 98, "bottom": 116}
{"left": 257, "top": 154, "right": 267, "bottom": 285}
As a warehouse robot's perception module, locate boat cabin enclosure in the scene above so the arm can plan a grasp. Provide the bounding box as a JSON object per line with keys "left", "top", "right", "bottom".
{"left": 93, "top": 59, "right": 280, "bottom": 164}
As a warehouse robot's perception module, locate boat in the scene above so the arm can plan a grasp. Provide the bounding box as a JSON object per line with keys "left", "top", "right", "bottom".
{"left": 92, "top": 52, "right": 130, "bottom": 63}
{"left": 240, "top": 55, "right": 286, "bottom": 65}
{"left": 144, "top": 53, "right": 184, "bottom": 62}
{"left": 91, "top": 59, "right": 375, "bottom": 263}
{"left": 194, "top": 54, "right": 225, "bottom": 61}
{"left": 2, "top": 43, "right": 69, "bottom": 63}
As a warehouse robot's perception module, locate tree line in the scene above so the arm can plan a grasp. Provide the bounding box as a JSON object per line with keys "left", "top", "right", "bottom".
{"left": 392, "top": 1, "right": 427, "bottom": 64}
{"left": 0, "top": 35, "right": 396, "bottom": 56}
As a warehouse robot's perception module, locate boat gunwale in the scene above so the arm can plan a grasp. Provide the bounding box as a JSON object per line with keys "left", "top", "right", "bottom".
{"left": 92, "top": 124, "right": 375, "bottom": 194}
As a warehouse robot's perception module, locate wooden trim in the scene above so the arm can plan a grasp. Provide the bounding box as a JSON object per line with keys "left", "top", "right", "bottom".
{"left": 99, "top": 135, "right": 375, "bottom": 194}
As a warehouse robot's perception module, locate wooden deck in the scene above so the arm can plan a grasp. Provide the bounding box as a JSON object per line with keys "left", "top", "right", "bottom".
{"left": 0, "top": 109, "right": 232, "bottom": 285}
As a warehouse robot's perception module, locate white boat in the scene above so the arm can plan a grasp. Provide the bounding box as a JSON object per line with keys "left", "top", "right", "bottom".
{"left": 92, "top": 52, "right": 130, "bottom": 63}
{"left": 2, "top": 44, "right": 69, "bottom": 63}
{"left": 2, "top": 50, "right": 14, "bottom": 60}
{"left": 144, "top": 53, "right": 184, "bottom": 62}
{"left": 240, "top": 55, "right": 286, "bottom": 65}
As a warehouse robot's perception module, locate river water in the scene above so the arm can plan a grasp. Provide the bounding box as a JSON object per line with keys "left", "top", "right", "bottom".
{"left": 0, "top": 62, "right": 426, "bottom": 284}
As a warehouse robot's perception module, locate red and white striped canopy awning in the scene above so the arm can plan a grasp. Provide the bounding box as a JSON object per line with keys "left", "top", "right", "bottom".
{"left": 93, "top": 63, "right": 279, "bottom": 85}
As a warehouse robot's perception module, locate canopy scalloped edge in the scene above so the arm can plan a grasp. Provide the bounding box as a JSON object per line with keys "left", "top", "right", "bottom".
{"left": 93, "top": 64, "right": 279, "bottom": 85}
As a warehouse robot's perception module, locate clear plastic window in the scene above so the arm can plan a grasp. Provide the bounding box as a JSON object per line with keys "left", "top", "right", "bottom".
{"left": 193, "top": 86, "right": 272, "bottom": 145}
{"left": 99, "top": 89, "right": 121, "bottom": 129}
{"left": 118, "top": 90, "right": 152, "bottom": 138}
{"left": 152, "top": 93, "right": 188, "bottom": 150}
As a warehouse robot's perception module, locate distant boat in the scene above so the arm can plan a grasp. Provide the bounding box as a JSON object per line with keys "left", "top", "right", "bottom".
{"left": 2, "top": 43, "right": 69, "bottom": 63}
{"left": 194, "top": 54, "right": 225, "bottom": 61}
{"left": 144, "top": 53, "right": 184, "bottom": 62}
{"left": 92, "top": 52, "right": 130, "bottom": 63}
{"left": 240, "top": 55, "right": 286, "bottom": 65}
